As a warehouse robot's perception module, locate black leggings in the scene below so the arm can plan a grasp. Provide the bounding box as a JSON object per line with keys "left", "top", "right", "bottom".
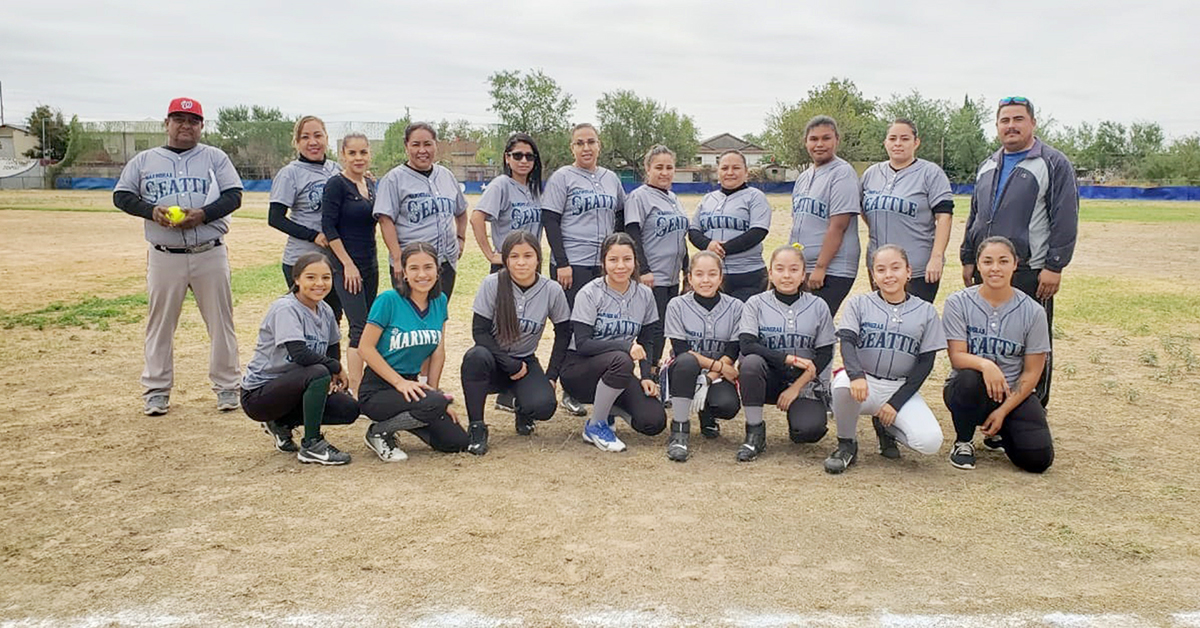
{"left": 240, "top": 364, "right": 359, "bottom": 428}
{"left": 283, "top": 262, "right": 343, "bottom": 323}
{"left": 358, "top": 368, "right": 469, "bottom": 453}
{"left": 943, "top": 369, "right": 1054, "bottom": 473}
{"left": 460, "top": 347, "right": 558, "bottom": 425}
{"left": 666, "top": 353, "right": 741, "bottom": 419}
{"left": 738, "top": 354, "right": 829, "bottom": 443}
{"left": 559, "top": 351, "right": 666, "bottom": 436}
{"left": 725, "top": 267, "right": 768, "bottom": 302}
{"left": 550, "top": 264, "right": 601, "bottom": 308}
{"left": 647, "top": 284, "right": 679, "bottom": 370}
{"left": 809, "top": 274, "right": 855, "bottom": 317}
{"left": 332, "top": 259, "right": 379, "bottom": 348}
{"left": 389, "top": 261, "right": 458, "bottom": 302}
{"left": 906, "top": 277, "right": 940, "bottom": 304}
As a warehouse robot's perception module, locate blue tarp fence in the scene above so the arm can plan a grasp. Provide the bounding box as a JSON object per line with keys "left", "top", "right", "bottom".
{"left": 57, "top": 177, "right": 1200, "bottom": 201}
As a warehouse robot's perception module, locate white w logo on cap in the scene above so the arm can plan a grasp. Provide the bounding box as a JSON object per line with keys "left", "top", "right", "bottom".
{"left": 181, "top": 100, "right": 194, "bottom": 109}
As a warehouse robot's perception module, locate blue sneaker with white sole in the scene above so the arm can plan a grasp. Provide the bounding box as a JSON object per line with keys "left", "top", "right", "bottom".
{"left": 582, "top": 417, "right": 626, "bottom": 452}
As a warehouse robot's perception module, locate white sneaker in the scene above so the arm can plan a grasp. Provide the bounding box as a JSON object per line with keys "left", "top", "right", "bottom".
{"left": 364, "top": 430, "right": 408, "bottom": 462}
{"left": 582, "top": 418, "right": 627, "bottom": 452}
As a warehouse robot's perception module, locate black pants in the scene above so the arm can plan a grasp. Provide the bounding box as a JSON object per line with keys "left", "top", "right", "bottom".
{"left": 809, "top": 274, "right": 855, "bottom": 317}
{"left": 489, "top": 263, "right": 503, "bottom": 274}
{"left": 560, "top": 351, "right": 666, "bottom": 436}
{"left": 282, "top": 262, "right": 343, "bottom": 323}
{"left": 240, "top": 364, "right": 359, "bottom": 428}
{"left": 906, "top": 277, "right": 940, "bottom": 304}
{"left": 332, "top": 259, "right": 379, "bottom": 348}
{"left": 666, "top": 353, "right": 741, "bottom": 419}
{"left": 647, "top": 284, "right": 679, "bottom": 371}
{"left": 943, "top": 369, "right": 1054, "bottom": 473}
{"left": 738, "top": 354, "right": 829, "bottom": 443}
{"left": 358, "top": 368, "right": 469, "bottom": 453}
{"left": 725, "top": 267, "right": 768, "bottom": 302}
{"left": 550, "top": 264, "right": 601, "bottom": 308}
{"left": 973, "top": 268, "right": 1053, "bottom": 406}
{"left": 460, "top": 346, "right": 558, "bottom": 425}
{"left": 389, "top": 261, "right": 457, "bottom": 302}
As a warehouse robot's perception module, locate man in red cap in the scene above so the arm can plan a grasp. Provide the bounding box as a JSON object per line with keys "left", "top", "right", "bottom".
{"left": 113, "top": 97, "right": 245, "bottom": 416}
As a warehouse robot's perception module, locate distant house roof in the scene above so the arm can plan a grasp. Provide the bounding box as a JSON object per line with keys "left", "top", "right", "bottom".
{"left": 698, "top": 133, "right": 767, "bottom": 153}
{"left": 0, "top": 124, "right": 32, "bottom": 134}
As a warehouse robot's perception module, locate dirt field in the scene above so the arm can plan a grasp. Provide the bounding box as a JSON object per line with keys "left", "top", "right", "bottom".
{"left": 1, "top": 193, "right": 1199, "bottom": 626}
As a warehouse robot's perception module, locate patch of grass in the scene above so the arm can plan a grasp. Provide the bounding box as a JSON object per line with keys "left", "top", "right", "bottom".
{"left": 0, "top": 293, "right": 147, "bottom": 331}
{"left": 1139, "top": 349, "right": 1159, "bottom": 367}
{"left": 1077, "top": 202, "right": 1200, "bottom": 223}
{"left": 1060, "top": 362, "right": 1077, "bottom": 378}
{"left": 1057, "top": 275, "right": 1200, "bottom": 335}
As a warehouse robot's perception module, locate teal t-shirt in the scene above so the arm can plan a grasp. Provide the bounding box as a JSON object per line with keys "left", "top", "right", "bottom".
{"left": 367, "top": 290, "right": 448, "bottom": 376}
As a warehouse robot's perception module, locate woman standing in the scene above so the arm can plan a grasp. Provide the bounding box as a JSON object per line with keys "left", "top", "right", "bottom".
{"left": 357, "top": 242, "right": 468, "bottom": 461}
{"left": 460, "top": 231, "right": 571, "bottom": 455}
{"left": 737, "top": 245, "right": 836, "bottom": 462}
{"left": 942, "top": 236, "right": 1053, "bottom": 473}
{"left": 661, "top": 251, "right": 743, "bottom": 461}
{"left": 824, "top": 245, "right": 946, "bottom": 474}
{"left": 560, "top": 233, "right": 666, "bottom": 452}
{"left": 374, "top": 122, "right": 469, "bottom": 299}
{"left": 625, "top": 145, "right": 690, "bottom": 374}
{"left": 240, "top": 253, "right": 359, "bottom": 465}
{"left": 860, "top": 119, "right": 954, "bottom": 303}
{"left": 688, "top": 150, "right": 772, "bottom": 302}
{"left": 470, "top": 133, "right": 544, "bottom": 273}
{"left": 790, "top": 115, "right": 862, "bottom": 316}
{"left": 322, "top": 132, "right": 377, "bottom": 395}
{"left": 269, "top": 115, "right": 342, "bottom": 319}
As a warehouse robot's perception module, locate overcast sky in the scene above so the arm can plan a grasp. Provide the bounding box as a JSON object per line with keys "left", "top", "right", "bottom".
{"left": 2, "top": 0, "right": 1197, "bottom": 141}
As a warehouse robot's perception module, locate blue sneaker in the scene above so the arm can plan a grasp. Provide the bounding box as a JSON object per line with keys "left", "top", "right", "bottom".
{"left": 582, "top": 417, "right": 627, "bottom": 452}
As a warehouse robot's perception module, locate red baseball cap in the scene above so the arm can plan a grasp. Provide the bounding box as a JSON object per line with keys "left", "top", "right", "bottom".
{"left": 167, "top": 97, "right": 204, "bottom": 120}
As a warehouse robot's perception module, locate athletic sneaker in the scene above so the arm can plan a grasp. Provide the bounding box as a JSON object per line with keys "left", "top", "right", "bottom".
{"left": 561, "top": 392, "right": 587, "bottom": 417}
{"left": 364, "top": 429, "right": 407, "bottom": 462}
{"left": 515, "top": 415, "right": 535, "bottom": 436}
{"left": 823, "top": 438, "right": 858, "bottom": 474}
{"left": 263, "top": 421, "right": 298, "bottom": 453}
{"left": 982, "top": 436, "right": 1005, "bottom": 453}
{"left": 666, "top": 422, "right": 690, "bottom": 462}
{"left": 699, "top": 410, "right": 720, "bottom": 439}
{"left": 467, "top": 422, "right": 489, "bottom": 456}
{"left": 872, "top": 416, "right": 900, "bottom": 459}
{"left": 736, "top": 423, "right": 766, "bottom": 462}
{"left": 143, "top": 394, "right": 169, "bottom": 416}
{"left": 297, "top": 437, "right": 351, "bottom": 465}
{"left": 494, "top": 391, "right": 516, "bottom": 414}
{"left": 582, "top": 418, "right": 626, "bottom": 452}
{"left": 216, "top": 390, "right": 240, "bottom": 412}
{"left": 949, "top": 441, "right": 976, "bottom": 470}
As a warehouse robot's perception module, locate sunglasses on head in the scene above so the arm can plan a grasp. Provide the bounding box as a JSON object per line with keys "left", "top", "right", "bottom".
{"left": 507, "top": 151, "right": 536, "bottom": 161}
{"left": 999, "top": 96, "right": 1030, "bottom": 106}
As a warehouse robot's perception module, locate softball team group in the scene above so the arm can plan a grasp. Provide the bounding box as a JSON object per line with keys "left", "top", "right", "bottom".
{"left": 241, "top": 114, "right": 1055, "bottom": 475}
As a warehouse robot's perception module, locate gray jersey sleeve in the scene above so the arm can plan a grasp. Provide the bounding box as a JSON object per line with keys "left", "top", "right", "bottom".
{"left": 663, "top": 297, "right": 686, "bottom": 340}
{"left": 475, "top": 178, "right": 508, "bottom": 219}
{"left": 1025, "top": 303, "right": 1051, "bottom": 355}
{"left": 472, "top": 273, "right": 500, "bottom": 318}
{"left": 919, "top": 303, "right": 948, "bottom": 354}
{"left": 372, "top": 169, "right": 402, "bottom": 222}
{"left": 211, "top": 147, "right": 242, "bottom": 191}
{"left": 269, "top": 165, "right": 297, "bottom": 206}
{"left": 541, "top": 168, "right": 569, "bottom": 215}
{"left": 737, "top": 293, "right": 763, "bottom": 337}
{"left": 640, "top": 284, "right": 659, "bottom": 325}
{"left": 548, "top": 282, "right": 571, "bottom": 324}
{"left": 570, "top": 279, "right": 600, "bottom": 325}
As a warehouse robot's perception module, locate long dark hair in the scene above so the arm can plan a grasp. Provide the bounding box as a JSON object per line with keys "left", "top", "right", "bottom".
{"left": 503, "top": 132, "right": 543, "bottom": 197}
{"left": 290, "top": 252, "right": 332, "bottom": 293}
{"left": 494, "top": 231, "right": 542, "bottom": 348}
{"left": 396, "top": 241, "right": 442, "bottom": 300}
{"left": 599, "top": 232, "right": 641, "bottom": 285}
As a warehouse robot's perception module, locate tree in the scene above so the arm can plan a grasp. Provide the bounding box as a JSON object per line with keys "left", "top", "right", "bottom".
{"left": 373, "top": 109, "right": 412, "bottom": 173}
{"left": 594, "top": 90, "right": 699, "bottom": 180}
{"left": 208, "top": 105, "right": 295, "bottom": 179}
{"left": 760, "top": 78, "right": 886, "bottom": 167}
{"left": 23, "top": 105, "right": 71, "bottom": 161}
{"left": 943, "top": 95, "right": 992, "bottom": 182}
{"left": 882, "top": 91, "right": 951, "bottom": 166}
{"left": 1137, "top": 135, "right": 1200, "bottom": 185}
{"left": 487, "top": 69, "right": 576, "bottom": 171}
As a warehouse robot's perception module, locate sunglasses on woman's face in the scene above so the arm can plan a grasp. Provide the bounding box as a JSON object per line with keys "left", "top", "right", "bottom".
{"left": 507, "top": 151, "right": 536, "bottom": 161}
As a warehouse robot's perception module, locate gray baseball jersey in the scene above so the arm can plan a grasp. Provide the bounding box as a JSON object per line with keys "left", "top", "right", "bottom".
{"left": 691, "top": 187, "right": 772, "bottom": 274}
{"left": 476, "top": 174, "right": 542, "bottom": 251}
{"left": 838, "top": 292, "right": 947, "bottom": 380}
{"left": 541, "top": 165, "right": 625, "bottom": 266}
{"left": 473, "top": 272, "right": 570, "bottom": 358}
{"left": 270, "top": 159, "right": 342, "bottom": 265}
{"left": 664, "top": 292, "right": 744, "bottom": 360}
{"left": 625, "top": 184, "right": 689, "bottom": 286}
{"left": 569, "top": 277, "right": 658, "bottom": 351}
{"left": 241, "top": 294, "right": 340, "bottom": 391}
{"left": 942, "top": 286, "right": 1051, "bottom": 388}
{"left": 373, "top": 163, "right": 468, "bottom": 268}
{"left": 790, "top": 156, "right": 862, "bottom": 278}
{"left": 860, "top": 158, "right": 953, "bottom": 273}
{"left": 114, "top": 143, "right": 242, "bottom": 247}
{"left": 739, "top": 291, "right": 836, "bottom": 399}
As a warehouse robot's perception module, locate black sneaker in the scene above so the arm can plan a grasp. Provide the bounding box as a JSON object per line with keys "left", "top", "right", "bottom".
{"left": 982, "top": 436, "right": 1005, "bottom": 453}
{"left": 736, "top": 423, "right": 766, "bottom": 462}
{"left": 297, "top": 437, "right": 351, "bottom": 465}
{"left": 468, "top": 422, "right": 489, "bottom": 456}
{"left": 823, "top": 438, "right": 858, "bottom": 474}
{"left": 666, "top": 422, "right": 690, "bottom": 462}
{"left": 561, "top": 392, "right": 587, "bottom": 417}
{"left": 494, "top": 392, "right": 516, "bottom": 414}
{"left": 515, "top": 415, "right": 535, "bottom": 436}
{"left": 699, "top": 410, "right": 720, "bottom": 439}
{"left": 263, "top": 421, "right": 298, "bottom": 453}
{"left": 872, "top": 416, "right": 900, "bottom": 459}
{"left": 949, "top": 441, "right": 976, "bottom": 470}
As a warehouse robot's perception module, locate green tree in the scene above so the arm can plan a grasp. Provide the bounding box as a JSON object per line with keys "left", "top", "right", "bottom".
{"left": 373, "top": 109, "right": 412, "bottom": 173}
{"left": 23, "top": 105, "right": 71, "bottom": 161}
{"left": 882, "top": 91, "right": 951, "bottom": 166}
{"left": 594, "top": 90, "right": 699, "bottom": 180}
{"left": 487, "top": 69, "right": 576, "bottom": 171}
{"left": 208, "top": 105, "right": 295, "bottom": 179}
{"left": 944, "top": 95, "right": 992, "bottom": 182}
{"left": 1138, "top": 135, "right": 1200, "bottom": 184}
{"left": 760, "top": 78, "right": 886, "bottom": 167}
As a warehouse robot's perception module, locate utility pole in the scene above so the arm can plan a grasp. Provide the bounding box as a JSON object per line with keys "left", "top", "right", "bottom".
{"left": 0, "top": 80, "right": 5, "bottom": 125}
{"left": 42, "top": 118, "right": 47, "bottom": 161}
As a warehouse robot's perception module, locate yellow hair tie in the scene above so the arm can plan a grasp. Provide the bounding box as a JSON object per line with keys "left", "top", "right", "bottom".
{"left": 791, "top": 243, "right": 805, "bottom": 251}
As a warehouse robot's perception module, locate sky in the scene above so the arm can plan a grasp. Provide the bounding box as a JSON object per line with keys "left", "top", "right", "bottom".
{"left": 2, "top": 0, "right": 1198, "bottom": 141}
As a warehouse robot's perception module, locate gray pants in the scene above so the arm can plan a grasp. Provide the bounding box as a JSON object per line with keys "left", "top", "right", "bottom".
{"left": 142, "top": 244, "right": 240, "bottom": 399}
